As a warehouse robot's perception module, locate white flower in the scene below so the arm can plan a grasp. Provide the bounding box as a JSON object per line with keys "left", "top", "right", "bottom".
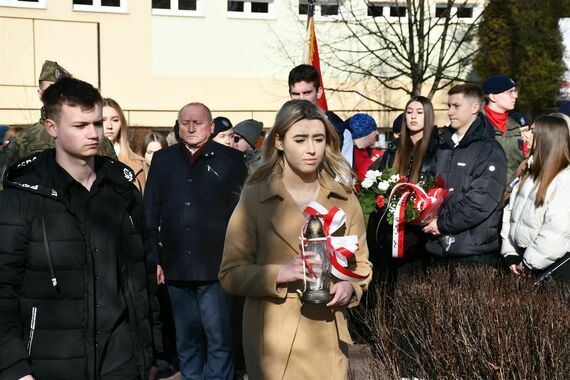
{"left": 377, "top": 181, "right": 390, "bottom": 192}
{"left": 361, "top": 177, "right": 374, "bottom": 189}
{"left": 364, "top": 170, "right": 380, "bottom": 181}
{"left": 389, "top": 174, "right": 400, "bottom": 182}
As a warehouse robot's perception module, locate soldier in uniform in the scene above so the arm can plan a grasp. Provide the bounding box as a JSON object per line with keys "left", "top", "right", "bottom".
{"left": 2, "top": 61, "right": 116, "bottom": 172}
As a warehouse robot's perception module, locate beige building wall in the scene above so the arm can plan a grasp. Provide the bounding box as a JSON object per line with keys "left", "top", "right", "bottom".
{"left": 0, "top": 0, "right": 484, "bottom": 131}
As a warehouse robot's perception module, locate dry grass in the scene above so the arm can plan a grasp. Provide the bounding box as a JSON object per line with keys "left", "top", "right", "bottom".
{"left": 353, "top": 267, "right": 570, "bottom": 379}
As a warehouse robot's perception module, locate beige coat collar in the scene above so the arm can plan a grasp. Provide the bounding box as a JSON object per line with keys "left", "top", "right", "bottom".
{"left": 258, "top": 173, "right": 351, "bottom": 255}
{"left": 258, "top": 172, "right": 349, "bottom": 203}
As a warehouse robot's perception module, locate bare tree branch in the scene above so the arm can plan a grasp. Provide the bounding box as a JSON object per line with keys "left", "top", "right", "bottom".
{"left": 319, "top": 0, "right": 480, "bottom": 107}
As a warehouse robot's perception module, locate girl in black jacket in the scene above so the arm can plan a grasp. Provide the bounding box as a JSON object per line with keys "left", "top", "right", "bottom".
{"left": 367, "top": 96, "right": 439, "bottom": 286}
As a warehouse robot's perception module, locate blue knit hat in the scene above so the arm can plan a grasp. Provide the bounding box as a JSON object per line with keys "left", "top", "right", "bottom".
{"left": 348, "top": 113, "right": 377, "bottom": 140}
{"left": 482, "top": 75, "right": 515, "bottom": 95}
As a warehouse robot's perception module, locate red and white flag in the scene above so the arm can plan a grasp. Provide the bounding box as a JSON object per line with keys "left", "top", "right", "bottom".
{"left": 303, "top": 1, "right": 328, "bottom": 111}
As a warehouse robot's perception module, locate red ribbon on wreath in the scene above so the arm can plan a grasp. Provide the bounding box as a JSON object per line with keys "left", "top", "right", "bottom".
{"left": 388, "top": 182, "right": 447, "bottom": 258}
{"left": 302, "top": 202, "right": 368, "bottom": 281}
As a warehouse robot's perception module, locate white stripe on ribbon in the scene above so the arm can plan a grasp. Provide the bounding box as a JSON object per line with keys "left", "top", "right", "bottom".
{"left": 303, "top": 201, "right": 367, "bottom": 282}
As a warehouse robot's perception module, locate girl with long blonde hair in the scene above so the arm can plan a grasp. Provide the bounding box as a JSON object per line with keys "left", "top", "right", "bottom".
{"left": 219, "top": 99, "right": 371, "bottom": 379}
{"left": 102, "top": 98, "right": 146, "bottom": 192}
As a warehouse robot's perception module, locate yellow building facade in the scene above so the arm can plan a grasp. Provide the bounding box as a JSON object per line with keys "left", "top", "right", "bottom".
{"left": 0, "top": 0, "right": 484, "bottom": 130}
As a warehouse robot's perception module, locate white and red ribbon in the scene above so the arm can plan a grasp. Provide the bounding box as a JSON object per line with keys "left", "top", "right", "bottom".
{"left": 302, "top": 201, "right": 367, "bottom": 282}
{"left": 387, "top": 183, "right": 448, "bottom": 258}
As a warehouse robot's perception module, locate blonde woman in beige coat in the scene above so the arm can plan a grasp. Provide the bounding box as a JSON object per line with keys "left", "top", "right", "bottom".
{"left": 219, "top": 100, "right": 372, "bottom": 380}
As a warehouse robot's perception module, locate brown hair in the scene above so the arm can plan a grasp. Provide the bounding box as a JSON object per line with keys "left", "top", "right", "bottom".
{"left": 521, "top": 115, "right": 570, "bottom": 207}
{"left": 288, "top": 64, "right": 320, "bottom": 91}
{"left": 247, "top": 99, "right": 354, "bottom": 192}
{"left": 448, "top": 83, "right": 484, "bottom": 105}
{"left": 141, "top": 130, "right": 168, "bottom": 154}
{"left": 392, "top": 96, "right": 436, "bottom": 182}
{"left": 102, "top": 98, "right": 137, "bottom": 163}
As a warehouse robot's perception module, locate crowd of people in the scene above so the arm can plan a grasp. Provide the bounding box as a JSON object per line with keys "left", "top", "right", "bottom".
{"left": 0, "top": 59, "right": 568, "bottom": 380}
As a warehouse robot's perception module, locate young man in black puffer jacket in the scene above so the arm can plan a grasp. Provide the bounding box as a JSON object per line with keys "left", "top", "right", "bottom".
{"left": 0, "top": 77, "right": 160, "bottom": 380}
{"left": 423, "top": 84, "right": 507, "bottom": 267}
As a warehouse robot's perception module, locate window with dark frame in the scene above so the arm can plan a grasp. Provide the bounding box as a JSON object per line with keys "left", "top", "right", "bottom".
{"left": 179, "top": 0, "right": 196, "bottom": 10}
{"left": 368, "top": 4, "right": 383, "bottom": 17}
{"left": 389, "top": 5, "right": 406, "bottom": 17}
{"left": 72, "top": 0, "right": 122, "bottom": 5}
{"left": 435, "top": 5, "right": 450, "bottom": 17}
{"left": 152, "top": 0, "right": 197, "bottom": 11}
{"left": 457, "top": 6, "right": 473, "bottom": 18}
{"left": 228, "top": 1, "right": 244, "bottom": 12}
{"left": 298, "top": 0, "right": 342, "bottom": 16}
{"left": 320, "top": 4, "right": 338, "bottom": 16}
{"left": 152, "top": 0, "right": 170, "bottom": 9}
{"left": 251, "top": 1, "right": 268, "bottom": 13}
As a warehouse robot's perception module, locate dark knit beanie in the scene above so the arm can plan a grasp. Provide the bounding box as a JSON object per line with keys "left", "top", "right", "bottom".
{"left": 234, "top": 119, "right": 264, "bottom": 148}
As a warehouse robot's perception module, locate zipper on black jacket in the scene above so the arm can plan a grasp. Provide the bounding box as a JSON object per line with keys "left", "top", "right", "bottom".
{"left": 39, "top": 196, "right": 59, "bottom": 290}
{"left": 26, "top": 306, "right": 37, "bottom": 357}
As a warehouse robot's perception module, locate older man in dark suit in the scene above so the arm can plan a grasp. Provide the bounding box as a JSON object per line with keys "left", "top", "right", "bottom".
{"left": 144, "top": 102, "right": 247, "bottom": 380}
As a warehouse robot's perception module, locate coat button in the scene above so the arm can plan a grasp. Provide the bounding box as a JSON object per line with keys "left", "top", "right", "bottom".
{"left": 184, "top": 202, "right": 191, "bottom": 206}
{"left": 186, "top": 250, "right": 191, "bottom": 255}
{"left": 186, "top": 226, "right": 190, "bottom": 231}
{"left": 187, "top": 179, "right": 193, "bottom": 183}
{"left": 93, "top": 247, "right": 98, "bottom": 254}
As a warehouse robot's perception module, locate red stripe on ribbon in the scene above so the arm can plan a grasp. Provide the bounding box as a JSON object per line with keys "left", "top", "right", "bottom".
{"left": 392, "top": 191, "right": 411, "bottom": 258}
{"left": 302, "top": 202, "right": 367, "bottom": 282}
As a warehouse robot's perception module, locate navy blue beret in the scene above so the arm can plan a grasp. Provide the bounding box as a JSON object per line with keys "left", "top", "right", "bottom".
{"left": 482, "top": 75, "right": 515, "bottom": 95}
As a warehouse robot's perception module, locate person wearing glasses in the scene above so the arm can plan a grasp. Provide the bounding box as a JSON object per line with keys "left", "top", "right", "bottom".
{"left": 232, "top": 119, "right": 264, "bottom": 167}
{"left": 481, "top": 75, "right": 524, "bottom": 183}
